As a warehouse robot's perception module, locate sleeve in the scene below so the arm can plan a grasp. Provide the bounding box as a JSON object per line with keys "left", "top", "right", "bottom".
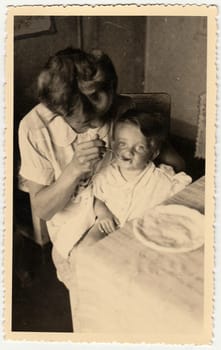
{"left": 92, "top": 169, "right": 107, "bottom": 202}
{"left": 18, "top": 120, "right": 54, "bottom": 186}
{"left": 171, "top": 172, "right": 192, "bottom": 195}
{"left": 159, "top": 163, "right": 192, "bottom": 196}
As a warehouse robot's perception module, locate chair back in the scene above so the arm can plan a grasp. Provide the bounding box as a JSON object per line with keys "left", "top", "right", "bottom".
{"left": 123, "top": 93, "right": 171, "bottom": 133}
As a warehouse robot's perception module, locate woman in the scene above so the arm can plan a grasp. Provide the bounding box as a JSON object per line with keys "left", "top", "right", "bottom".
{"left": 19, "top": 48, "right": 127, "bottom": 241}
{"left": 18, "top": 47, "right": 184, "bottom": 281}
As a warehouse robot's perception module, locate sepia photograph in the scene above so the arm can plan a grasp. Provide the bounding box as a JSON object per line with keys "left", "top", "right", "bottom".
{"left": 4, "top": 5, "right": 216, "bottom": 344}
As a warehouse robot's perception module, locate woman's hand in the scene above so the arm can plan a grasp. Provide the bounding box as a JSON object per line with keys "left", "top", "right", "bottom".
{"left": 27, "top": 138, "right": 107, "bottom": 221}
{"left": 69, "top": 138, "right": 107, "bottom": 175}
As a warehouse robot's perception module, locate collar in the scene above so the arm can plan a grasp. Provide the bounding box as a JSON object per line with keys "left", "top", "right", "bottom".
{"left": 112, "top": 160, "right": 155, "bottom": 183}
{"left": 36, "top": 103, "right": 111, "bottom": 147}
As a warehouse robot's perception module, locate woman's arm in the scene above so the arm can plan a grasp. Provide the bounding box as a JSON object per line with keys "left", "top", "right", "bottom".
{"left": 28, "top": 164, "right": 82, "bottom": 221}
{"left": 27, "top": 138, "right": 106, "bottom": 221}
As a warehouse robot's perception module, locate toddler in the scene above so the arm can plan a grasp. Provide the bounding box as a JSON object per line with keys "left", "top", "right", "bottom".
{"left": 92, "top": 109, "right": 192, "bottom": 236}
{"left": 56, "top": 109, "right": 192, "bottom": 257}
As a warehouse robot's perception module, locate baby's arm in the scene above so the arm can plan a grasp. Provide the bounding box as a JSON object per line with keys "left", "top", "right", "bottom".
{"left": 157, "top": 140, "right": 185, "bottom": 173}
{"left": 94, "top": 198, "right": 119, "bottom": 234}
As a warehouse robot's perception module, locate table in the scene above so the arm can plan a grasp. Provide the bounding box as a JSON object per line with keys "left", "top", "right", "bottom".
{"left": 67, "top": 176, "right": 208, "bottom": 341}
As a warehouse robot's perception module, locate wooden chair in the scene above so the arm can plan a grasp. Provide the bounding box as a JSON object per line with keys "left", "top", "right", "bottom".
{"left": 17, "top": 176, "right": 50, "bottom": 246}
{"left": 123, "top": 92, "right": 171, "bottom": 133}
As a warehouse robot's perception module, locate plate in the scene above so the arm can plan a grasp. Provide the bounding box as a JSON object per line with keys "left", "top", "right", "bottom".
{"left": 133, "top": 205, "right": 204, "bottom": 253}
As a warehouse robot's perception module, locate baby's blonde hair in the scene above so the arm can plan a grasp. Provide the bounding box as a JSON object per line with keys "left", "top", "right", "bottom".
{"left": 114, "top": 109, "right": 167, "bottom": 154}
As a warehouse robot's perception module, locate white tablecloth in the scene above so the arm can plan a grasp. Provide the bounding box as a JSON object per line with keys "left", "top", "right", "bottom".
{"left": 58, "top": 177, "right": 210, "bottom": 342}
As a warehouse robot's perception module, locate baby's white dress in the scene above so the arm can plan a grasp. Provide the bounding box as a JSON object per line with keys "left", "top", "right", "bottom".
{"left": 55, "top": 160, "right": 192, "bottom": 259}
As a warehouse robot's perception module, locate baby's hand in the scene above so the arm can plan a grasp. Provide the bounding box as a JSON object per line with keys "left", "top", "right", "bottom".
{"left": 98, "top": 217, "right": 118, "bottom": 235}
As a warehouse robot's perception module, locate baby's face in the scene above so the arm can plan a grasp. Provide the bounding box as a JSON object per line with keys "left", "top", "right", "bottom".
{"left": 113, "top": 122, "right": 157, "bottom": 170}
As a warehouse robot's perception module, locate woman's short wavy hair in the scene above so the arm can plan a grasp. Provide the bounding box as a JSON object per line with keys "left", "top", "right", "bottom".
{"left": 37, "top": 47, "right": 118, "bottom": 118}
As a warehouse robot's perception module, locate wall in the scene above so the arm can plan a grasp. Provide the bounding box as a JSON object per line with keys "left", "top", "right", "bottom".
{"left": 14, "top": 16, "right": 207, "bottom": 141}
{"left": 82, "top": 16, "right": 146, "bottom": 93}
{"left": 144, "top": 16, "right": 207, "bottom": 140}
